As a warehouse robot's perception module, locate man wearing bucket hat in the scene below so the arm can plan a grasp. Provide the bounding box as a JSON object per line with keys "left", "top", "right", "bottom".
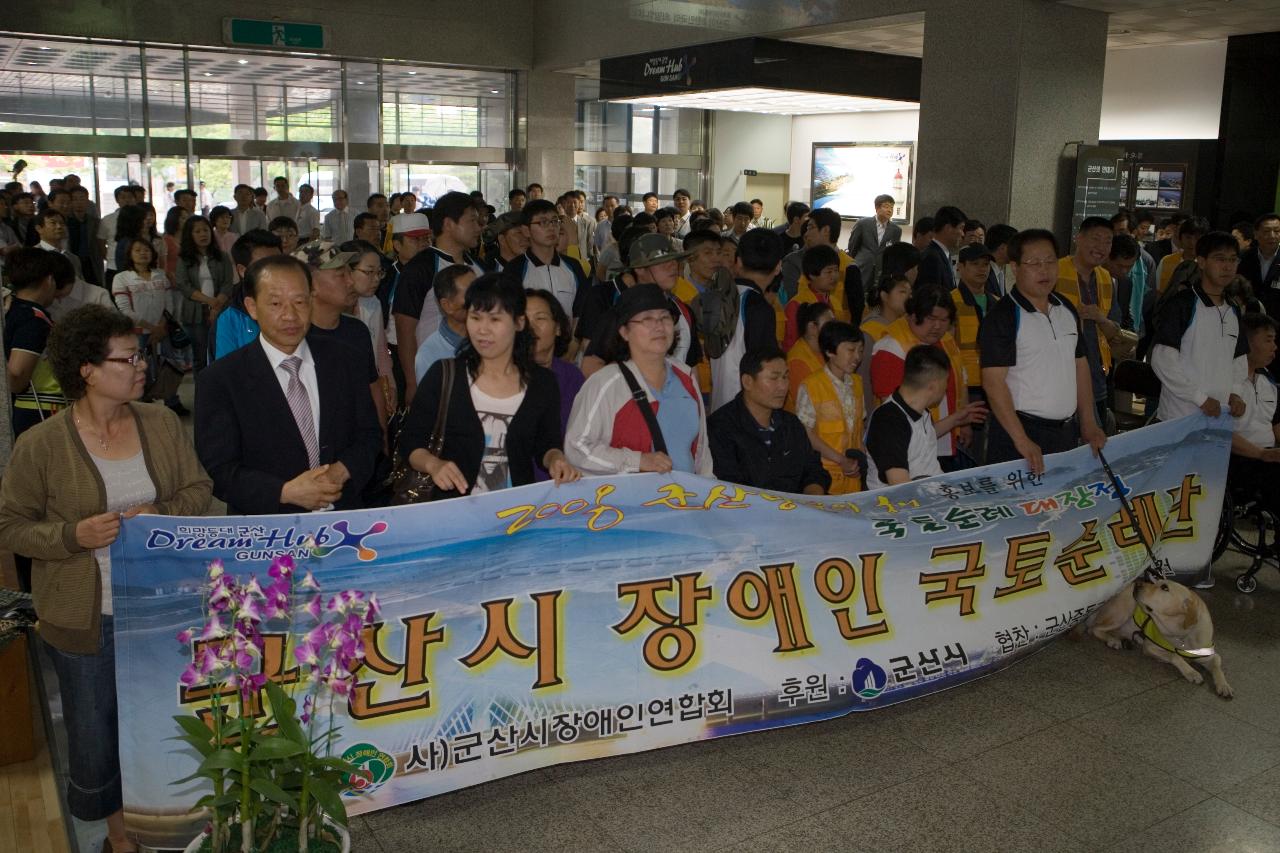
{"left": 294, "top": 241, "right": 387, "bottom": 434}
{"left": 195, "top": 250, "right": 381, "bottom": 514}
{"left": 578, "top": 232, "right": 702, "bottom": 378}
{"left": 482, "top": 211, "right": 529, "bottom": 274}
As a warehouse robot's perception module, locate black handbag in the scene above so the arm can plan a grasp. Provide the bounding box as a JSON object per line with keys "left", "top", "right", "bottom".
{"left": 617, "top": 362, "right": 667, "bottom": 454}
{"left": 388, "top": 359, "right": 456, "bottom": 504}
{"left": 163, "top": 310, "right": 193, "bottom": 350}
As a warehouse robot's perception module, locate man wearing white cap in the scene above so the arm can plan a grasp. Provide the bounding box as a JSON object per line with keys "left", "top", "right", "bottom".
{"left": 384, "top": 211, "right": 432, "bottom": 405}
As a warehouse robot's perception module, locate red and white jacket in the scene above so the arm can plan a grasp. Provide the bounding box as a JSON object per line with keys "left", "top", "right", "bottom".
{"left": 565, "top": 359, "right": 713, "bottom": 476}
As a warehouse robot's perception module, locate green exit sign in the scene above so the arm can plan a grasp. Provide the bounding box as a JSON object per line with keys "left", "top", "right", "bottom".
{"left": 222, "top": 18, "right": 328, "bottom": 50}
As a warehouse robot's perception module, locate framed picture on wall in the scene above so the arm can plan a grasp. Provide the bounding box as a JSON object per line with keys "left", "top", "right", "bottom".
{"left": 1130, "top": 162, "right": 1187, "bottom": 212}
{"left": 810, "top": 142, "right": 914, "bottom": 223}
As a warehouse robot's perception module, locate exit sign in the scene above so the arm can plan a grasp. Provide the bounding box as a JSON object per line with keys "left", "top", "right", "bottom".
{"left": 223, "top": 18, "right": 328, "bottom": 50}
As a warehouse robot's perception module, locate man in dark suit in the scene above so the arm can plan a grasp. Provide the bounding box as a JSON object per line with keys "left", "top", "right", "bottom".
{"left": 846, "top": 194, "right": 902, "bottom": 288}
{"left": 918, "top": 205, "right": 966, "bottom": 290}
{"left": 1241, "top": 212, "right": 1280, "bottom": 315}
{"left": 195, "top": 252, "right": 381, "bottom": 514}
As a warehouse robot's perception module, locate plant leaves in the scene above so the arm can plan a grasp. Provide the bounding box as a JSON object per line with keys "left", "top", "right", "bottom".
{"left": 266, "top": 684, "right": 307, "bottom": 747}
{"left": 198, "top": 748, "right": 242, "bottom": 773}
{"left": 307, "top": 778, "right": 349, "bottom": 827}
{"left": 250, "top": 736, "right": 304, "bottom": 762}
{"left": 249, "top": 777, "right": 300, "bottom": 812}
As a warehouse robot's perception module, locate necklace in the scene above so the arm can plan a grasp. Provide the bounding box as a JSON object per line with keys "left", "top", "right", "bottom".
{"left": 72, "top": 403, "right": 112, "bottom": 451}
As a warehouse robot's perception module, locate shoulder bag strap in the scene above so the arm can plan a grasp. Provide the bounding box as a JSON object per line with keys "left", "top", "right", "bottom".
{"left": 616, "top": 362, "right": 667, "bottom": 455}
{"left": 427, "top": 358, "right": 455, "bottom": 456}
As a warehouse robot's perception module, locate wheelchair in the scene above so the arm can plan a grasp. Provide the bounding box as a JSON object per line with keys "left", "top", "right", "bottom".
{"left": 1213, "top": 484, "right": 1278, "bottom": 594}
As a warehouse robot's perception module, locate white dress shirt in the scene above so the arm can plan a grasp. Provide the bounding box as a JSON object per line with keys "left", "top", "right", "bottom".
{"left": 260, "top": 335, "right": 321, "bottom": 449}
{"left": 323, "top": 208, "right": 354, "bottom": 243}
{"left": 266, "top": 196, "right": 301, "bottom": 224}
{"left": 296, "top": 203, "right": 321, "bottom": 239}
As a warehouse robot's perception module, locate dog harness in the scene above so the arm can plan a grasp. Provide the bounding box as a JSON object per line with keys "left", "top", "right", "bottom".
{"left": 1132, "top": 604, "right": 1216, "bottom": 660}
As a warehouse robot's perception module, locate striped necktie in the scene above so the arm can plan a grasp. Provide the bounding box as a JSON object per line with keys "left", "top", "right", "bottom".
{"left": 281, "top": 356, "right": 319, "bottom": 468}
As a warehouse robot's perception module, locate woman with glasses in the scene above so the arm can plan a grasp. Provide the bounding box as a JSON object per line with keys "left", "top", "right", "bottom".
{"left": 341, "top": 239, "right": 396, "bottom": 413}
{"left": 565, "top": 283, "right": 712, "bottom": 476}
{"left": 0, "top": 304, "right": 211, "bottom": 853}
{"left": 398, "top": 274, "right": 579, "bottom": 497}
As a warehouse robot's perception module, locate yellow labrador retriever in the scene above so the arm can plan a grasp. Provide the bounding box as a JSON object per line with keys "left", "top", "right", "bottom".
{"left": 1088, "top": 577, "right": 1233, "bottom": 698}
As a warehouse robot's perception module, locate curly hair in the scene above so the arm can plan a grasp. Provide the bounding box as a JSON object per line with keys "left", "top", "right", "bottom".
{"left": 48, "top": 305, "right": 137, "bottom": 400}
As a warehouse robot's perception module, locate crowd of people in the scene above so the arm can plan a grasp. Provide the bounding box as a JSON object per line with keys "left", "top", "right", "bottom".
{"left": 0, "top": 169, "right": 1277, "bottom": 852}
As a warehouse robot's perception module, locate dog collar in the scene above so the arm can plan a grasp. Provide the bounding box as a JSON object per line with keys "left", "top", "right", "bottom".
{"left": 1132, "top": 604, "right": 1215, "bottom": 659}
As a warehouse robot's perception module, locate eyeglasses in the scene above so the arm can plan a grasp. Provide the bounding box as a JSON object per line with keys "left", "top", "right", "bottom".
{"left": 352, "top": 266, "right": 385, "bottom": 279}
{"left": 1018, "top": 258, "right": 1058, "bottom": 269}
{"left": 529, "top": 218, "right": 562, "bottom": 229}
{"left": 628, "top": 314, "right": 675, "bottom": 329}
{"left": 102, "top": 352, "right": 146, "bottom": 367}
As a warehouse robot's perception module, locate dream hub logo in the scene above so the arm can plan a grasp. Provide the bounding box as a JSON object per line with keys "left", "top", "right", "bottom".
{"left": 342, "top": 742, "right": 395, "bottom": 796}
{"left": 852, "top": 658, "right": 887, "bottom": 700}
{"left": 311, "top": 520, "right": 388, "bottom": 562}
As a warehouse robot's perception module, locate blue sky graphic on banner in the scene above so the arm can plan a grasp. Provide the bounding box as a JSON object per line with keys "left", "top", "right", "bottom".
{"left": 111, "top": 416, "right": 1228, "bottom": 841}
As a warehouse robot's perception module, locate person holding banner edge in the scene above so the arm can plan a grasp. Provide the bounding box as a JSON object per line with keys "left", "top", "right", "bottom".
{"left": 0, "top": 304, "right": 212, "bottom": 853}
{"left": 979, "top": 228, "right": 1107, "bottom": 475}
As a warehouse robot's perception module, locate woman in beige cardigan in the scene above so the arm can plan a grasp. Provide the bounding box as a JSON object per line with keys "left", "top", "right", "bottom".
{"left": 0, "top": 304, "right": 211, "bottom": 853}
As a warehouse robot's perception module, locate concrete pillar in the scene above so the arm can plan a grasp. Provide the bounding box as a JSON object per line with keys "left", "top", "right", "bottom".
{"left": 519, "top": 69, "right": 577, "bottom": 196}
{"left": 914, "top": 0, "right": 1109, "bottom": 239}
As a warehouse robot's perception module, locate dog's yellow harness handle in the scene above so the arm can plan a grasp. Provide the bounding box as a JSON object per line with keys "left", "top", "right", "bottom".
{"left": 1132, "top": 605, "right": 1215, "bottom": 660}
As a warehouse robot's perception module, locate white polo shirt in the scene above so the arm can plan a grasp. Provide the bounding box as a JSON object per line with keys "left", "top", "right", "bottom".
{"left": 1150, "top": 284, "right": 1249, "bottom": 422}
{"left": 1233, "top": 369, "right": 1280, "bottom": 449}
{"left": 978, "top": 288, "right": 1084, "bottom": 421}
{"left": 865, "top": 392, "right": 942, "bottom": 488}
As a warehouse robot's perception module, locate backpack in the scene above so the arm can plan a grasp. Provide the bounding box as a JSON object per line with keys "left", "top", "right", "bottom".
{"left": 693, "top": 267, "right": 740, "bottom": 359}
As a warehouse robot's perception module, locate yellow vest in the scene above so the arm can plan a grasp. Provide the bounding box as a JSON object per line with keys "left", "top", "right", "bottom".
{"left": 883, "top": 316, "right": 967, "bottom": 432}
{"left": 950, "top": 287, "right": 996, "bottom": 389}
{"left": 1156, "top": 253, "right": 1188, "bottom": 293}
{"left": 861, "top": 315, "right": 890, "bottom": 343}
{"left": 786, "top": 338, "right": 823, "bottom": 413}
{"left": 565, "top": 244, "right": 592, "bottom": 279}
{"left": 797, "top": 248, "right": 854, "bottom": 324}
{"left": 1055, "top": 256, "right": 1115, "bottom": 370}
{"left": 802, "top": 367, "right": 863, "bottom": 495}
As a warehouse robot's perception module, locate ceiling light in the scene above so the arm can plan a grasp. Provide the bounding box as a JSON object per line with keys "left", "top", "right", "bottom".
{"left": 237, "top": 59, "right": 248, "bottom": 65}
{"left": 203, "top": 72, "right": 212, "bottom": 77}
{"left": 610, "top": 86, "right": 916, "bottom": 116}
{"left": 489, "top": 89, "right": 501, "bottom": 94}
{"left": 38, "top": 46, "right": 50, "bottom": 51}
{"left": 356, "top": 81, "right": 364, "bottom": 85}
{"left": 407, "top": 71, "right": 417, "bottom": 75}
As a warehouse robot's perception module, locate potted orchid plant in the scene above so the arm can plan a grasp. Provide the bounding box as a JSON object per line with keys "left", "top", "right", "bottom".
{"left": 172, "top": 553, "right": 379, "bottom": 853}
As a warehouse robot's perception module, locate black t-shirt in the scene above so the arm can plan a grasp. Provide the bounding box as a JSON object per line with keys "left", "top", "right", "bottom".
{"left": 5, "top": 296, "right": 52, "bottom": 365}
{"left": 307, "top": 316, "right": 378, "bottom": 384}
{"left": 577, "top": 279, "right": 626, "bottom": 344}
{"left": 865, "top": 395, "right": 914, "bottom": 477}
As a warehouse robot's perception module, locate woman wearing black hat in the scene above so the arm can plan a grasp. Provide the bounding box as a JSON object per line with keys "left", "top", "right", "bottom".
{"left": 565, "top": 283, "right": 712, "bottom": 476}
{"left": 399, "top": 274, "right": 580, "bottom": 496}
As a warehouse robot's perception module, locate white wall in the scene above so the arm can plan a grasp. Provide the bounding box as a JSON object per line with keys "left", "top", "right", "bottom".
{"left": 1099, "top": 41, "right": 1226, "bottom": 140}
{"left": 709, "top": 111, "right": 792, "bottom": 210}
{"left": 789, "top": 110, "right": 921, "bottom": 208}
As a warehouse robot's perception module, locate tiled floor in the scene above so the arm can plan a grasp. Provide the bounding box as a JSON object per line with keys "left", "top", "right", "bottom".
{"left": 343, "top": 551, "right": 1280, "bottom": 853}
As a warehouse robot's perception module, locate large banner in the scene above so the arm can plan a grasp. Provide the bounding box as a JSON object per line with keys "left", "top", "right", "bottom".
{"left": 112, "top": 416, "right": 1228, "bottom": 839}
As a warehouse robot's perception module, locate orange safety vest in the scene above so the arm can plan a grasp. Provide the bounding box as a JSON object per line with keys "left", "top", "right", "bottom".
{"left": 797, "top": 247, "right": 854, "bottom": 324}
{"left": 861, "top": 314, "right": 891, "bottom": 343}
{"left": 786, "top": 337, "right": 823, "bottom": 413}
{"left": 882, "top": 316, "right": 966, "bottom": 453}
{"left": 801, "top": 367, "right": 864, "bottom": 494}
{"left": 1055, "top": 255, "right": 1115, "bottom": 370}
{"left": 674, "top": 276, "right": 713, "bottom": 394}
{"left": 950, "top": 287, "right": 998, "bottom": 389}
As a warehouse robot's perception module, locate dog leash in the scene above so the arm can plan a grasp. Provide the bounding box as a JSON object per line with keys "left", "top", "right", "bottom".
{"left": 1097, "top": 448, "right": 1172, "bottom": 584}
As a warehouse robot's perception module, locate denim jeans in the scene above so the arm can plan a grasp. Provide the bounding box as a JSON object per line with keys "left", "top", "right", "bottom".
{"left": 44, "top": 616, "right": 123, "bottom": 821}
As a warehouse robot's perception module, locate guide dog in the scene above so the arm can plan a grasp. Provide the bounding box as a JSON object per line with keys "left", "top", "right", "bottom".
{"left": 1087, "top": 577, "right": 1233, "bottom": 698}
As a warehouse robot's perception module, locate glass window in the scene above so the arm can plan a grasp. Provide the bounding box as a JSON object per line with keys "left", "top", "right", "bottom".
{"left": 143, "top": 47, "right": 187, "bottom": 139}
{"left": 0, "top": 37, "right": 145, "bottom": 136}
{"left": 382, "top": 65, "right": 509, "bottom": 148}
